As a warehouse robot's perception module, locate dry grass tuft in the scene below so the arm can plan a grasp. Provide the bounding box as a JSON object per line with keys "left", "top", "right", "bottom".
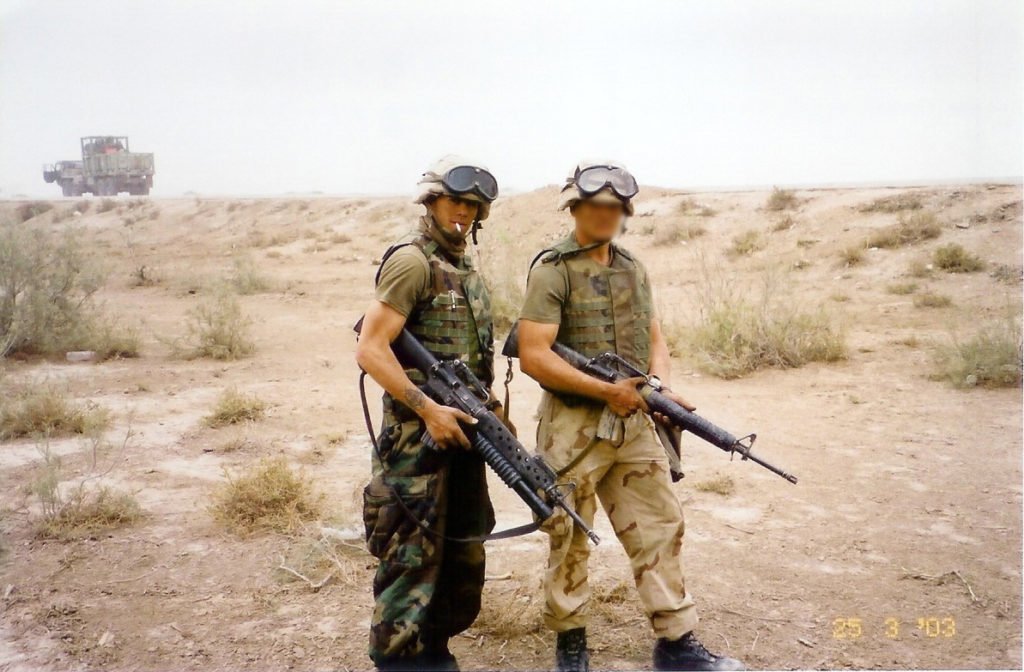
{"left": 15, "top": 201, "right": 54, "bottom": 223}
{"left": 694, "top": 474, "right": 735, "bottom": 495}
{"left": 675, "top": 263, "right": 846, "bottom": 378}
{"left": 765, "top": 187, "right": 797, "bottom": 211}
{"left": 859, "top": 193, "right": 923, "bottom": 213}
{"left": 838, "top": 246, "right": 865, "bottom": 267}
{"left": 36, "top": 485, "right": 143, "bottom": 540}
{"left": 210, "top": 457, "right": 323, "bottom": 535}
{"left": 0, "top": 382, "right": 110, "bottom": 440}
{"left": 728, "top": 230, "right": 764, "bottom": 258}
{"left": 472, "top": 583, "right": 544, "bottom": 639}
{"left": 931, "top": 314, "right": 1022, "bottom": 389}
{"left": 886, "top": 282, "right": 919, "bottom": 295}
{"left": 230, "top": 255, "right": 277, "bottom": 294}
{"left": 652, "top": 221, "right": 706, "bottom": 246}
{"left": 204, "top": 388, "right": 267, "bottom": 428}
{"left": 31, "top": 429, "right": 143, "bottom": 539}
{"left": 677, "top": 198, "right": 716, "bottom": 217}
{"left": 914, "top": 293, "right": 953, "bottom": 309}
{"left": 933, "top": 243, "right": 986, "bottom": 273}
{"left": 867, "top": 211, "right": 942, "bottom": 249}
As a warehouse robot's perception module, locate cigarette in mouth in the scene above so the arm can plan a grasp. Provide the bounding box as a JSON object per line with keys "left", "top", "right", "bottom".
{"left": 456, "top": 223, "right": 464, "bottom": 234}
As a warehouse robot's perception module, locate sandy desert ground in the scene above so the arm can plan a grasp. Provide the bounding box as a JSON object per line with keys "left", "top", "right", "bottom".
{"left": 0, "top": 182, "right": 1021, "bottom": 671}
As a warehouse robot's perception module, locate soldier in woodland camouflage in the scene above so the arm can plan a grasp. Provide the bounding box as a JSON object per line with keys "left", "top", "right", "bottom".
{"left": 515, "top": 160, "right": 745, "bottom": 672}
{"left": 355, "top": 156, "right": 503, "bottom": 671}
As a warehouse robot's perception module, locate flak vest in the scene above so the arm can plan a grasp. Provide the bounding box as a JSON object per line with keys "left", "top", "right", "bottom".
{"left": 534, "top": 237, "right": 653, "bottom": 403}
{"left": 376, "top": 232, "right": 495, "bottom": 390}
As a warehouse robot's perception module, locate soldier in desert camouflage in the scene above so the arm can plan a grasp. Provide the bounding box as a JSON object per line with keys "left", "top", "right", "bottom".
{"left": 355, "top": 156, "right": 503, "bottom": 671}
{"left": 515, "top": 160, "right": 745, "bottom": 671}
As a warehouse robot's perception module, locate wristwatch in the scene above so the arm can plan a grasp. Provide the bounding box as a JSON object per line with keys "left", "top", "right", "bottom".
{"left": 647, "top": 375, "right": 664, "bottom": 391}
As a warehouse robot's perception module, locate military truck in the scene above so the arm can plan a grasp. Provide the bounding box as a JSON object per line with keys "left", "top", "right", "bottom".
{"left": 43, "top": 136, "right": 155, "bottom": 197}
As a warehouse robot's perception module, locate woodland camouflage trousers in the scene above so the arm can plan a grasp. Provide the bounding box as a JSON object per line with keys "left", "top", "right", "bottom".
{"left": 362, "top": 401, "right": 495, "bottom": 668}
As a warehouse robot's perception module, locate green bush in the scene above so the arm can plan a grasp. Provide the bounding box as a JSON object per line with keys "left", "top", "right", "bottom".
{"left": 932, "top": 316, "right": 1022, "bottom": 388}
{"left": 184, "top": 289, "right": 256, "bottom": 360}
{"left": 0, "top": 224, "right": 137, "bottom": 359}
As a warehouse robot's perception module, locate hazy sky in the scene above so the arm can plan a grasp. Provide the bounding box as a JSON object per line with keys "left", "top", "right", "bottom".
{"left": 1, "top": 0, "right": 1021, "bottom": 197}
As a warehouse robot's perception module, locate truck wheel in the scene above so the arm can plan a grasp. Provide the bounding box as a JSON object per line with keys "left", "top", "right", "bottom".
{"left": 61, "top": 183, "right": 74, "bottom": 197}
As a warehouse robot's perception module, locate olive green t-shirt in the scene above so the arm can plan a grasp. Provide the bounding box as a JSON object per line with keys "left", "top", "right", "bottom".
{"left": 519, "top": 248, "right": 652, "bottom": 324}
{"left": 374, "top": 242, "right": 484, "bottom": 369}
{"left": 374, "top": 246, "right": 431, "bottom": 317}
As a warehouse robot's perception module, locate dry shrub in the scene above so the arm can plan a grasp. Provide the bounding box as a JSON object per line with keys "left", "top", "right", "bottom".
{"left": 694, "top": 474, "right": 735, "bottom": 495}
{"left": 931, "top": 314, "right": 1022, "bottom": 388}
{"left": 329, "top": 232, "right": 352, "bottom": 245}
{"left": 771, "top": 215, "right": 796, "bottom": 232}
{"left": 31, "top": 429, "right": 142, "bottom": 539}
{"left": 908, "top": 259, "right": 934, "bottom": 278}
{"left": 933, "top": 243, "right": 985, "bottom": 273}
{"left": 96, "top": 199, "right": 117, "bottom": 213}
{"left": 886, "top": 282, "right": 918, "bottom": 295}
{"left": 204, "top": 388, "right": 267, "bottom": 428}
{"left": 15, "top": 201, "right": 54, "bottom": 223}
{"left": 0, "top": 382, "right": 110, "bottom": 440}
{"left": 859, "top": 193, "right": 923, "bottom": 213}
{"left": 472, "top": 583, "right": 544, "bottom": 639}
{"left": 765, "top": 187, "right": 797, "bottom": 211}
{"left": 839, "top": 246, "right": 865, "bottom": 267}
{"left": 728, "top": 230, "right": 763, "bottom": 258}
{"left": 867, "top": 211, "right": 942, "bottom": 249}
{"left": 653, "top": 221, "right": 706, "bottom": 246}
{"left": 183, "top": 289, "right": 255, "bottom": 360}
{"left": 276, "top": 525, "right": 369, "bottom": 591}
{"left": 211, "top": 457, "right": 323, "bottom": 535}
{"left": 476, "top": 231, "right": 527, "bottom": 338}
{"left": 678, "top": 198, "right": 716, "bottom": 217}
{"left": 36, "top": 484, "right": 142, "bottom": 540}
{"left": 230, "top": 254, "right": 276, "bottom": 294}
{"left": 991, "top": 264, "right": 1023, "bottom": 284}
{"left": 679, "top": 264, "right": 846, "bottom": 379}
{"left": 914, "top": 293, "right": 952, "bottom": 308}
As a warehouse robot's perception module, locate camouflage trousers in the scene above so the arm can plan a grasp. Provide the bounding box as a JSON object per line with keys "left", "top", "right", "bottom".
{"left": 536, "top": 392, "right": 699, "bottom": 640}
{"left": 362, "top": 399, "right": 495, "bottom": 668}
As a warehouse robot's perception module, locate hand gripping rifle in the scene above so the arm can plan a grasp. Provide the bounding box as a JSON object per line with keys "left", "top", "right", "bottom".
{"left": 502, "top": 327, "right": 798, "bottom": 485}
{"left": 385, "top": 328, "right": 601, "bottom": 544}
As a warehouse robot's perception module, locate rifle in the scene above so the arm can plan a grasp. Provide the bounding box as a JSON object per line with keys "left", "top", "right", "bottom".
{"left": 384, "top": 328, "right": 601, "bottom": 544}
{"left": 502, "top": 327, "right": 798, "bottom": 485}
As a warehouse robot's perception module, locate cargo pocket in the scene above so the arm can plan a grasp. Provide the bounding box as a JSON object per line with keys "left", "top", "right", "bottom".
{"left": 362, "top": 474, "right": 438, "bottom": 561}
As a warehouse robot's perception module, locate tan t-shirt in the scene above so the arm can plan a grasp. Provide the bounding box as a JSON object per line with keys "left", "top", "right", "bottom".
{"left": 374, "top": 246, "right": 431, "bottom": 317}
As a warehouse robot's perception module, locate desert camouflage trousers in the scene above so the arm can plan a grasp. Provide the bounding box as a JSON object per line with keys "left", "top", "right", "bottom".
{"left": 536, "top": 392, "right": 699, "bottom": 640}
{"left": 362, "top": 397, "right": 495, "bottom": 668}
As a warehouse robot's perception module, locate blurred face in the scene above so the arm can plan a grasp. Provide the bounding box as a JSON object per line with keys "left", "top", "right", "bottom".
{"left": 572, "top": 200, "right": 626, "bottom": 245}
{"left": 428, "top": 194, "right": 480, "bottom": 237}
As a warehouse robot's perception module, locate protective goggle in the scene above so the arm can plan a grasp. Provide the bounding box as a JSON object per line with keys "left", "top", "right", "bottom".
{"left": 442, "top": 165, "right": 499, "bottom": 203}
{"left": 573, "top": 165, "right": 639, "bottom": 200}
